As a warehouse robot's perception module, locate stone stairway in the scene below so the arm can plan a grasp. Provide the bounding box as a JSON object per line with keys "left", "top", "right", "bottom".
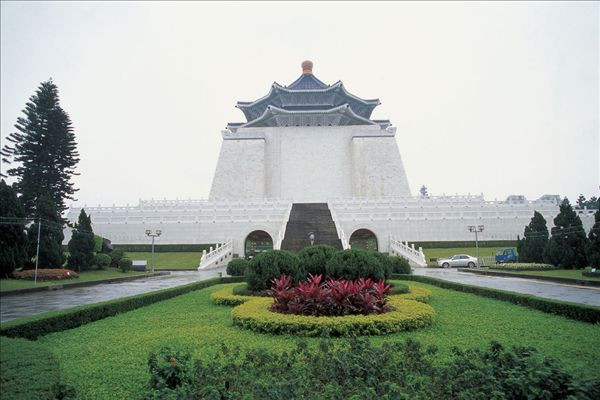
{"left": 280, "top": 203, "right": 343, "bottom": 252}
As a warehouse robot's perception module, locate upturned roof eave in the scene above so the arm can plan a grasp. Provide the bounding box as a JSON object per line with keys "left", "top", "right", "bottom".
{"left": 240, "top": 104, "right": 377, "bottom": 128}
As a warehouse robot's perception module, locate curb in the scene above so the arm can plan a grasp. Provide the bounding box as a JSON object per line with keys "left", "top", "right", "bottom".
{"left": 457, "top": 268, "right": 600, "bottom": 288}
{"left": 0, "top": 271, "right": 171, "bottom": 297}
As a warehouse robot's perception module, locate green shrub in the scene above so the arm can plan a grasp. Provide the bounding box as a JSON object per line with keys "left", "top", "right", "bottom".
{"left": 0, "top": 336, "right": 75, "bottom": 399}
{"left": 0, "top": 277, "right": 244, "bottom": 340}
{"left": 372, "top": 252, "right": 393, "bottom": 279}
{"left": 146, "top": 347, "right": 194, "bottom": 399}
{"left": 245, "top": 250, "right": 303, "bottom": 291}
{"left": 297, "top": 245, "right": 339, "bottom": 277}
{"left": 490, "top": 263, "right": 558, "bottom": 271}
{"left": 582, "top": 269, "right": 600, "bottom": 278}
{"left": 146, "top": 338, "right": 595, "bottom": 400}
{"left": 325, "top": 249, "right": 385, "bottom": 281}
{"left": 389, "top": 256, "right": 411, "bottom": 274}
{"left": 119, "top": 257, "right": 132, "bottom": 273}
{"left": 94, "top": 253, "right": 111, "bottom": 270}
{"left": 109, "top": 249, "right": 124, "bottom": 268}
{"left": 392, "top": 274, "right": 600, "bottom": 324}
{"left": 390, "top": 282, "right": 410, "bottom": 295}
{"left": 226, "top": 258, "right": 248, "bottom": 276}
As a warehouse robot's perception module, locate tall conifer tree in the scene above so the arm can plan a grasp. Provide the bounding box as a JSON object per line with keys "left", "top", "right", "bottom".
{"left": 26, "top": 194, "right": 65, "bottom": 269}
{"left": 0, "top": 180, "right": 29, "bottom": 277}
{"left": 521, "top": 211, "right": 549, "bottom": 263}
{"left": 67, "top": 209, "right": 95, "bottom": 271}
{"left": 586, "top": 200, "right": 600, "bottom": 269}
{"left": 543, "top": 198, "right": 588, "bottom": 269}
{"left": 1, "top": 80, "right": 79, "bottom": 215}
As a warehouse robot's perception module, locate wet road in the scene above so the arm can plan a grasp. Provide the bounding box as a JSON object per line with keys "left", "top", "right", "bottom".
{"left": 0, "top": 269, "right": 226, "bottom": 323}
{"left": 412, "top": 268, "right": 600, "bottom": 307}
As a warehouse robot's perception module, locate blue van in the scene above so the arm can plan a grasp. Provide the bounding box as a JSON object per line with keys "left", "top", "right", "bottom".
{"left": 495, "top": 248, "right": 518, "bottom": 263}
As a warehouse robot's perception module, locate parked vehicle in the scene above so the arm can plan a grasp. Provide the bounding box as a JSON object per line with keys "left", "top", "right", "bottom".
{"left": 437, "top": 254, "right": 480, "bottom": 268}
{"left": 495, "top": 248, "right": 518, "bottom": 263}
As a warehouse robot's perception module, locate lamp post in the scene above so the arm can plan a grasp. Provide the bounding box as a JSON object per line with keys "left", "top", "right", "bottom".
{"left": 145, "top": 229, "right": 162, "bottom": 273}
{"left": 308, "top": 232, "right": 315, "bottom": 246}
{"left": 468, "top": 225, "right": 484, "bottom": 266}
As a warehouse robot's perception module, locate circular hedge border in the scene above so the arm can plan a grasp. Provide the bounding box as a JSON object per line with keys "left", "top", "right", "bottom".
{"left": 231, "top": 296, "right": 435, "bottom": 337}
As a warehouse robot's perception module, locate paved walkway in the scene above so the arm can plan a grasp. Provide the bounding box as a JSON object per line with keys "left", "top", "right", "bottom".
{"left": 0, "top": 269, "right": 225, "bottom": 323}
{"left": 412, "top": 268, "right": 600, "bottom": 307}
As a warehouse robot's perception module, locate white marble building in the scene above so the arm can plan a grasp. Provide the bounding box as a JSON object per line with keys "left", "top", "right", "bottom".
{"left": 65, "top": 61, "right": 595, "bottom": 268}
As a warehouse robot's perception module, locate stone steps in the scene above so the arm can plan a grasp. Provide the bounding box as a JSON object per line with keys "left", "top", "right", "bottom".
{"left": 281, "top": 203, "right": 343, "bottom": 252}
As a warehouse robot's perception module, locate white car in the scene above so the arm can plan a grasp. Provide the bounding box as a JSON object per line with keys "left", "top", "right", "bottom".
{"left": 437, "top": 254, "right": 479, "bottom": 268}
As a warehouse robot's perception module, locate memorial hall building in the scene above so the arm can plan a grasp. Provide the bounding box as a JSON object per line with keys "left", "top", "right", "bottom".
{"left": 65, "top": 61, "right": 595, "bottom": 269}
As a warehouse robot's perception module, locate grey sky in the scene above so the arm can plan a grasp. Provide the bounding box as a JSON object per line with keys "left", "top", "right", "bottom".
{"left": 1, "top": 1, "right": 598, "bottom": 208}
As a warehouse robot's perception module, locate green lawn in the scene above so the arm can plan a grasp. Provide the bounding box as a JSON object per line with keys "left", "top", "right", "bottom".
{"left": 124, "top": 252, "right": 201, "bottom": 269}
{"left": 423, "top": 247, "right": 505, "bottom": 262}
{"left": 0, "top": 269, "right": 149, "bottom": 292}
{"left": 486, "top": 268, "right": 600, "bottom": 282}
{"left": 28, "top": 281, "right": 600, "bottom": 399}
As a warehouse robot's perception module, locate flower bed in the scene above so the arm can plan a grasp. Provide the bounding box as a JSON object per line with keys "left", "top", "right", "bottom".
{"left": 489, "top": 263, "right": 558, "bottom": 271}
{"left": 12, "top": 268, "right": 79, "bottom": 281}
{"left": 232, "top": 296, "right": 435, "bottom": 336}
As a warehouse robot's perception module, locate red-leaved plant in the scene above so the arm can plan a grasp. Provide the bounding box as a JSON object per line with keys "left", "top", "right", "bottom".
{"left": 270, "top": 274, "right": 392, "bottom": 316}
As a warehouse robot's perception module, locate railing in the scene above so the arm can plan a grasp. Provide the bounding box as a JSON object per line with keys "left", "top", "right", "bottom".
{"left": 274, "top": 203, "right": 293, "bottom": 249}
{"left": 479, "top": 256, "right": 496, "bottom": 267}
{"left": 328, "top": 205, "right": 350, "bottom": 249}
{"left": 198, "top": 240, "right": 233, "bottom": 270}
{"left": 389, "top": 237, "right": 427, "bottom": 267}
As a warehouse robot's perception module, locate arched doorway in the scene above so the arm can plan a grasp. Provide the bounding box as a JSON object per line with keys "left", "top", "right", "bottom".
{"left": 349, "top": 229, "right": 378, "bottom": 251}
{"left": 244, "top": 230, "right": 273, "bottom": 258}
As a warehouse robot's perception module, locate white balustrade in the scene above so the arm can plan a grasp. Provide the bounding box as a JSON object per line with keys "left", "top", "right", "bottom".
{"left": 274, "top": 203, "right": 293, "bottom": 249}
{"left": 198, "top": 240, "right": 233, "bottom": 270}
{"left": 389, "top": 237, "right": 427, "bottom": 267}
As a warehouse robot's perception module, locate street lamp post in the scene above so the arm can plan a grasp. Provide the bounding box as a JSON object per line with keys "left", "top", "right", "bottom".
{"left": 467, "top": 225, "right": 484, "bottom": 266}
{"left": 145, "top": 229, "right": 162, "bottom": 273}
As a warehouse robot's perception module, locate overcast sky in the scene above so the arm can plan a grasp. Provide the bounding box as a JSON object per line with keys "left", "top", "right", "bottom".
{"left": 1, "top": 1, "right": 598, "bottom": 209}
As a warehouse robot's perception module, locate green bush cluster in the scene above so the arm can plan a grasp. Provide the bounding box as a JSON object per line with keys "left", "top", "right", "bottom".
{"left": 94, "top": 253, "right": 111, "bottom": 270}
{"left": 393, "top": 274, "right": 600, "bottom": 324}
{"left": 245, "top": 250, "right": 304, "bottom": 291}
{"left": 490, "top": 263, "right": 558, "bottom": 271}
{"left": 109, "top": 249, "right": 124, "bottom": 268}
{"left": 226, "top": 258, "right": 248, "bottom": 276}
{"left": 232, "top": 296, "right": 434, "bottom": 337}
{"left": 0, "top": 276, "right": 245, "bottom": 340}
{"left": 119, "top": 257, "right": 132, "bottom": 273}
{"left": 325, "top": 249, "right": 386, "bottom": 281}
{"left": 0, "top": 336, "right": 75, "bottom": 400}
{"left": 297, "top": 245, "right": 338, "bottom": 277}
{"left": 145, "top": 338, "right": 598, "bottom": 400}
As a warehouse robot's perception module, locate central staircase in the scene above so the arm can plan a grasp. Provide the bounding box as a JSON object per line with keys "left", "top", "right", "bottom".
{"left": 280, "top": 203, "right": 343, "bottom": 252}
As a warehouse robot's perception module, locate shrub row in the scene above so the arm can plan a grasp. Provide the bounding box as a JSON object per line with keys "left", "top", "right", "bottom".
{"left": 392, "top": 274, "right": 600, "bottom": 323}
{"left": 490, "top": 263, "right": 559, "bottom": 271}
{"left": 11, "top": 268, "right": 78, "bottom": 281}
{"left": 582, "top": 269, "right": 600, "bottom": 278}
{"left": 112, "top": 244, "right": 214, "bottom": 253}
{"left": 244, "top": 247, "right": 411, "bottom": 292}
{"left": 145, "top": 338, "right": 599, "bottom": 400}
{"left": 210, "top": 286, "right": 254, "bottom": 306}
{"left": 0, "top": 336, "right": 75, "bottom": 399}
{"left": 0, "top": 276, "right": 245, "bottom": 340}
{"left": 232, "top": 296, "right": 435, "bottom": 337}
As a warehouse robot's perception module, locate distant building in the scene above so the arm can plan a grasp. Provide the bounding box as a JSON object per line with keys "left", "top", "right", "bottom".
{"left": 65, "top": 61, "right": 595, "bottom": 268}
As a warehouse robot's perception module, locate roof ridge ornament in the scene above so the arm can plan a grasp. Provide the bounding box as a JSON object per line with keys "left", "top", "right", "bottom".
{"left": 301, "top": 60, "right": 313, "bottom": 75}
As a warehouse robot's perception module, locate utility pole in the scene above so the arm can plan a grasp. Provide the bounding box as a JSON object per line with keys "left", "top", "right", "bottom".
{"left": 34, "top": 218, "right": 41, "bottom": 284}
{"left": 467, "top": 225, "right": 484, "bottom": 266}
{"left": 145, "top": 229, "right": 162, "bottom": 273}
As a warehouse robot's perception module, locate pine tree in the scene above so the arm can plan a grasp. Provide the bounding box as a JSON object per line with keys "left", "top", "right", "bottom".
{"left": 26, "top": 194, "right": 65, "bottom": 269}
{"left": 585, "top": 196, "right": 598, "bottom": 209}
{"left": 1, "top": 80, "right": 79, "bottom": 215}
{"left": 521, "top": 211, "right": 549, "bottom": 263}
{"left": 67, "top": 209, "right": 95, "bottom": 271}
{"left": 516, "top": 235, "right": 525, "bottom": 262}
{"left": 543, "top": 198, "right": 588, "bottom": 269}
{"left": 586, "top": 199, "right": 600, "bottom": 269}
{"left": 576, "top": 194, "right": 586, "bottom": 209}
{"left": 0, "top": 180, "right": 29, "bottom": 277}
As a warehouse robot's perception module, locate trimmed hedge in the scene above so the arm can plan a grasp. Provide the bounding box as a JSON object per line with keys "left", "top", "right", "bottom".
{"left": 414, "top": 240, "right": 517, "bottom": 249}
{"left": 297, "top": 245, "right": 339, "bottom": 277}
{"left": 326, "top": 249, "right": 385, "bottom": 281}
{"left": 582, "top": 269, "right": 600, "bottom": 278}
{"left": 112, "top": 244, "right": 215, "bottom": 252}
{"left": 94, "top": 253, "right": 111, "bottom": 269}
{"left": 211, "top": 285, "right": 254, "bottom": 306}
{"left": 245, "top": 250, "right": 304, "bottom": 291}
{"left": 0, "top": 277, "right": 245, "bottom": 340}
{"left": 0, "top": 336, "right": 75, "bottom": 399}
{"left": 226, "top": 258, "right": 248, "bottom": 277}
{"left": 232, "top": 295, "right": 435, "bottom": 336}
{"left": 490, "top": 263, "right": 558, "bottom": 271}
{"left": 391, "top": 274, "right": 600, "bottom": 324}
